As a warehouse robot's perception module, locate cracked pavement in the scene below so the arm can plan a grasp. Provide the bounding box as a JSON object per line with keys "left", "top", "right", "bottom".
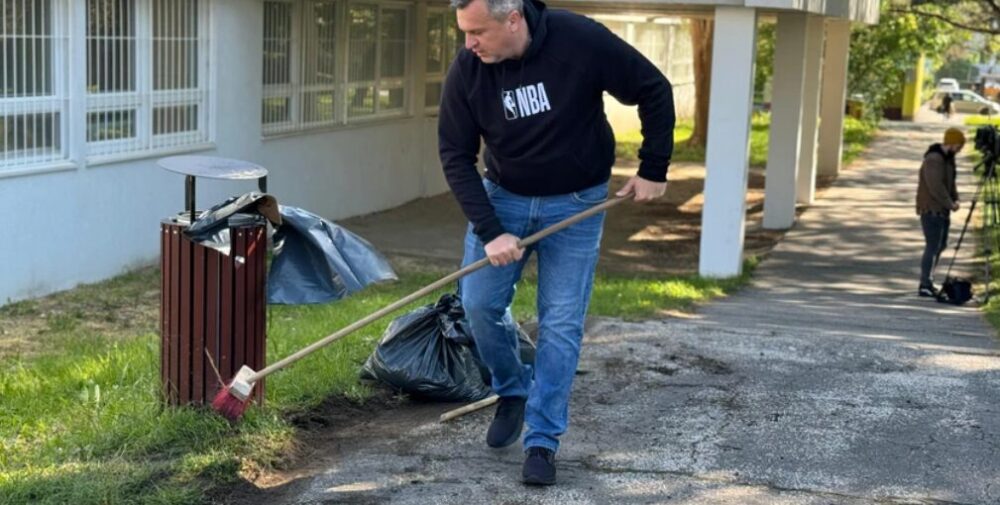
{"left": 279, "top": 123, "right": 1000, "bottom": 504}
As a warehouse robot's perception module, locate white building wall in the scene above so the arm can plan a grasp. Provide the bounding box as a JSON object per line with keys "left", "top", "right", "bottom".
{"left": 0, "top": 0, "right": 443, "bottom": 304}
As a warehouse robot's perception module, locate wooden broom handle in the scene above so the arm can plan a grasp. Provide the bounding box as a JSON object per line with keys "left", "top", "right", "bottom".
{"left": 248, "top": 194, "right": 629, "bottom": 382}
{"left": 440, "top": 394, "right": 499, "bottom": 422}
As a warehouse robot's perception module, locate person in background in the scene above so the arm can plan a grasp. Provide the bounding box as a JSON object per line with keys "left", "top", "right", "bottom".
{"left": 940, "top": 92, "right": 954, "bottom": 119}
{"left": 916, "top": 127, "right": 965, "bottom": 297}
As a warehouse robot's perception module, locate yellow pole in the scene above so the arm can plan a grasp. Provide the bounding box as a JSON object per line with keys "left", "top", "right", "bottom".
{"left": 902, "top": 53, "right": 925, "bottom": 121}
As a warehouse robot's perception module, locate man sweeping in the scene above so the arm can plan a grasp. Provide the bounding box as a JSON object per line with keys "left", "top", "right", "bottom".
{"left": 438, "top": 0, "right": 675, "bottom": 485}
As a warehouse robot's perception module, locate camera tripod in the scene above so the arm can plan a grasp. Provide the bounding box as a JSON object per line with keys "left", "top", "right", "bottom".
{"left": 946, "top": 150, "right": 1000, "bottom": 303}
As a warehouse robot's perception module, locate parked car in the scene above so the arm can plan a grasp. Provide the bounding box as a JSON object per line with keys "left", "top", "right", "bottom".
{"left": 936, "top": 78, "right": 960, "bottom": 92}
{"left": 929, "top": 90, "right": 1000, "bottom": 115}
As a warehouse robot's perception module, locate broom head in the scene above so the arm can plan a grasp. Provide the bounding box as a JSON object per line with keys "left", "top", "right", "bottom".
{"left": 211, "top": 365, "right": 256, "bottom": 421}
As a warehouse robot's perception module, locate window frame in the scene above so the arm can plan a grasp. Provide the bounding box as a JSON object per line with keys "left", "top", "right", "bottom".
{"left": 261, "top": 0, "right": 412, "bottom": 137}
{"left": 423, "top": 6, "right": 461, "bottom": 115}
{"left": 0, "top": 0, "right": 72, "bottom": 174}
{"left": 262, "top": 0, "right": 303, "bottom": 134}
{"left": 84, "top": 0, "right": 211, "bottom": 163}
{"left": 344, "top": 1, "right": 410, "bottom": 121}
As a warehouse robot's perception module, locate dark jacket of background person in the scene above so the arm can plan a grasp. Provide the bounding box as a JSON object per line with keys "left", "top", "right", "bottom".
{"left": 916, "top": 143, "right": 958, "bottom": 215}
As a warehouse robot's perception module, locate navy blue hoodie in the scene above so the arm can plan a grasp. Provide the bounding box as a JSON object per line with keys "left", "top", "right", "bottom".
{"left": 438, "top": 0, "right": 675, "bottom": 244}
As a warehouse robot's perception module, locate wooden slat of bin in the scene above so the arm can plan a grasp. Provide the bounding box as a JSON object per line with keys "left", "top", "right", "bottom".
{"left": 193, "top": 243, "right": 206, "bottom": 403}
{"left": 254, "top": 227, "right": 266, "bottom": 403}
{"left": 220, "top": 242, "right": 233, "bottom": 380}
{"left": 244, "top": 228, "right": 256, "bottom": 399}
{"left": 160, "top": 225, "right": 170, "bottom": 400}
{"left": 169, "top": 225, "right": 182, "bottom": 404}
{"left": 179, "top": 233, "right": 192, "bottom": 404}
{"left": 233, "top": 230, "right": 247, "bottom": 384}
{"left": 206, "top": 247, "right": 220, "bottom": 398}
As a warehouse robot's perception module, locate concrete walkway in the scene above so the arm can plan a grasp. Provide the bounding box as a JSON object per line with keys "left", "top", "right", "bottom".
{"left": 283, "top": 122, "right": 1000, "bottom": 505}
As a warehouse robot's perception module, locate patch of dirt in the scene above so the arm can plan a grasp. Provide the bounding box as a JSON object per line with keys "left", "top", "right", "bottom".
{"left": 598, "top": 162, "right": 838, "bottom": 275}
{"left": 214, "top": 389, "right": 454, "bottom": 505}
{"left": 0, "top": 265, "right": 160, "bottom": 360}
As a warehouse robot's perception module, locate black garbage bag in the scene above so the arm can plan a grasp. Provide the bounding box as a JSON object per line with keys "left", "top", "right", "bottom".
{"left": 360, "top": 294, "right": 491, "bottom": 402}
{"left": 360, "top": 294, "right": 538, "bottom": 402}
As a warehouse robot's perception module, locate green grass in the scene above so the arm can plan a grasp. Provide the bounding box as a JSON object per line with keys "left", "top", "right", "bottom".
{"left": 965, "top": 116, "right": 1000, "bottom": 127}
{"left": 615, "top": 114, "right": 876, "bottom": 168}
{"left": 615, "top": 120, "right": 702, "bottom": 163}
{"left": 973, "top": 153, "right": 1000, "bottom": 332}
{"left": 981, "top": 243, "right": 1000, "bottom": 330}
{"left": 0, "top": 261, "right": 755, "bottom": 504}
{"left": 840, "top": 117, "right": 877, "bottom": 167}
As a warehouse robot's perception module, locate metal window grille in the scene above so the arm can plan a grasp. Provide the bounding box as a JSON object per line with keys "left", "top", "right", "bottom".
{"left": 263, "top": 0, "right": 410, "bottom": 135}
{"left": 347, "top": 3, "right": 408, "bottom": 119}
{"left": 86, "top": 0, "right": 209, "bottom": 160}
{"left": 302, "top": 1, "right": 337, "bottom": 124}
{"left": 263, "top": 0, "right": 342, "bottom": 134}
{"left": 1, "top": 0, "right": 70, "bottom": 172}
{"left": 262, "top": 0, "right": 297, "bottom": 133}
{"left": 424, "top": 8, "right": 461, "bottom": 113}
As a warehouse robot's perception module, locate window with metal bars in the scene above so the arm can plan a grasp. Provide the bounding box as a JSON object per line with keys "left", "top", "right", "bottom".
{"left": 262, "top": 0, "right": 340, "bottom": 132}
{"left": 86, "top": 0, "right": 209, "bottom": 159}
{"left": 424, "top": 8, "right": 461, "bottom": 113}
{"left": 1, "top": 0, "right": 69, "bottom": 172}
{"left": 262, "top": 0, "right": 410, "bottom": 135}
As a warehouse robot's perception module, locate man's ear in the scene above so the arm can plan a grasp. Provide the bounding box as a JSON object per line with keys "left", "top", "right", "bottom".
{"left": 507, "top": 10, "right": 522, "bottom": 31}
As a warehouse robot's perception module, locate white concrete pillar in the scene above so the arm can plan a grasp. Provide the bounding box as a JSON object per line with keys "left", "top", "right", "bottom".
{"left": 796, "top": 15, "right": 825, "bottom": 205}
{"left": 817, "top": 19, "right": 851, "bottom": 177}
{"left": 763, "top": 12, "right": 808, "bottom": 230}
{"left": 698, "top": 7, "right": 757, "bottom": 278}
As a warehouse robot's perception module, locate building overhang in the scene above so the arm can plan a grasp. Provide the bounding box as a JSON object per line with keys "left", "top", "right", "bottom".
{"left": 550, "top": 0, "right": 880, "bottom": 24}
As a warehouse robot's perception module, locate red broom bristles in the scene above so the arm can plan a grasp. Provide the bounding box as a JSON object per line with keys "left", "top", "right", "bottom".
{"left": 211, "top": 385, "right": 251, "bottom": 422}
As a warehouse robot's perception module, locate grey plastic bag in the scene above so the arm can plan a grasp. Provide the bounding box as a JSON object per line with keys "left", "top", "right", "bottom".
{"left": 268, "top": 205, "right": 397, "bottom": 304}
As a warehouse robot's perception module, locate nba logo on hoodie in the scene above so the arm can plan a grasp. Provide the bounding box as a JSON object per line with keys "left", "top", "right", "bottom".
{"left": 501, "top": 83, "right": 551, "bottom": 120}
{"left": 502, "top": 90, "right": 518, "bottom": 120}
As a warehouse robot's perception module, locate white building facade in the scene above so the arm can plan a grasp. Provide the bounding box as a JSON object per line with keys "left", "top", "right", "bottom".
{"left": 0, "top": 0, "right": 877, "bottom": 304}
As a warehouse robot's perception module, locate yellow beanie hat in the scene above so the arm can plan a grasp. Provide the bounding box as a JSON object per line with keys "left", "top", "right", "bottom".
{"left": 944, "top": 127, "right": 966, "bottom": 146}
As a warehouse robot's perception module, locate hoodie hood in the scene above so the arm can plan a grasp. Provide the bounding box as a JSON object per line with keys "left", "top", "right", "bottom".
{"left": 926, "top": 143, "right": 955, "bottom": 161}
{"left": 519, "top": 0, "right": 548, "bottom": 61}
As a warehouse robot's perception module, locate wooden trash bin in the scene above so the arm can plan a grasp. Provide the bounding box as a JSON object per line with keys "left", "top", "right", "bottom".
{"left": 160, "top": 213, "right": 267, "bottom": 405}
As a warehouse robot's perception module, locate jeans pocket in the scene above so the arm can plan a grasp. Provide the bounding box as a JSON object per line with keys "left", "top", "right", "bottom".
{"left": 483, "top": 178, "right": 503, "bottom": 197}
{"left": 571, "top": 183, "right": 609, "bottom": 205}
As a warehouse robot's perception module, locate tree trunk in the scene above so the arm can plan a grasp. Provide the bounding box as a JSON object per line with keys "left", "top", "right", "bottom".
{"left": 688, "top": 18, "right": 714, "bottom": 148}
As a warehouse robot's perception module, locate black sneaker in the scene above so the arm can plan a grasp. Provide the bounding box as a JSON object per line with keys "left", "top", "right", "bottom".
{"left": 919, "top": 285, "right": 938, "bottom": 297}
{"left": 522, "top": 446, "right": 557, "bottom": 486}
{"left": 486, "top": 396, "right": 526, "bottom": 448}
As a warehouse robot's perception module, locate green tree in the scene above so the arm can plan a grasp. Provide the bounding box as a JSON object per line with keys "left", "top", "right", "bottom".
{"left": 754, "top": 21, "right": 776, "bottom": 104}
{"left": 847, "top": 0, "right": 953, "bottom": 120}
{"left": 895, "top": 0, "right": 1000, "bottom": 35}
{"left": 936, "top": 57, "right": 979, "bottom": 81}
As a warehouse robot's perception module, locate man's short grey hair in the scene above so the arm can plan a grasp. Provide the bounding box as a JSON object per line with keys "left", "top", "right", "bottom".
{"left": 451, "top": 0, "right": 523, "bottom": 20}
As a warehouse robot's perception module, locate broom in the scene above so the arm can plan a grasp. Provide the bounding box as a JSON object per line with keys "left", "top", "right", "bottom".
{"left": 212, "top": 194, "right": 629, "bottom": 421}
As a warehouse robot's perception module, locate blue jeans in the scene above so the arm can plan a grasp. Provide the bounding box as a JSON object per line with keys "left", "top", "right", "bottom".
{"left": 920, "top": 212, "right": 950, "bottom": 287}
{"left": 460, "top": 178, "right": 607, "bottom": 454}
